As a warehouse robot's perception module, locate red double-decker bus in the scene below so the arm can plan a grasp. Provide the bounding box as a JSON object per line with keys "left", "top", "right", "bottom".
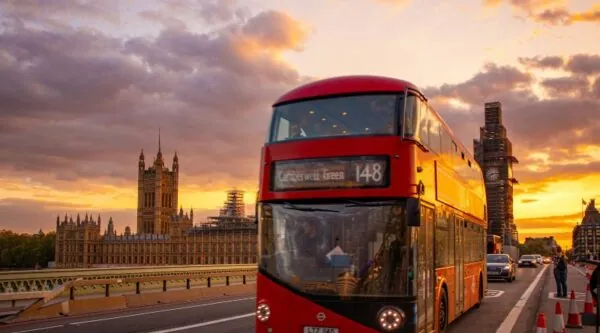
{"left": 255, "top": 75, "right": 488, "bottom": 333}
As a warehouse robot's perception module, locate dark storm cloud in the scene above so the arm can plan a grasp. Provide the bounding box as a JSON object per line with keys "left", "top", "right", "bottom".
{"left": 518, "top": 56, "right": 564, "bottom": 69}
{"left": 424, "top": 63, "right": 534, "bottom": 106}
{"left": 565, "top": 54, "right": 600, "bottom": 75}
{"left": 0, "top": 1, "right": 310, "bottom": 187}
{"left": 540, "top": 76, "right": 590, "bottom": 97}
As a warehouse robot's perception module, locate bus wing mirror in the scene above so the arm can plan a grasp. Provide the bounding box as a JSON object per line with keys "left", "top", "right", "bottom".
{"left": 407, "top": 198, "right": 421, "bottom": 227}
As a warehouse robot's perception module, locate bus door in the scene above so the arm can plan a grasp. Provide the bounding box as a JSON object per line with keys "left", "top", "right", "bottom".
{"left": 455, "top": 217, "right": 464, "bottom": 315}
{"left": 416, "top": 205, "right": 435, "bottom": 332}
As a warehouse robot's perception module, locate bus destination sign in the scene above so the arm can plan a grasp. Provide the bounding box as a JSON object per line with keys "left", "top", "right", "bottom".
{"left": 271, "top": 156, "right": 389, "bottom": 191}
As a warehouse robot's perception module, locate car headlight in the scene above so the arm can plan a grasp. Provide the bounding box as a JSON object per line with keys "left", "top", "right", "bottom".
{"left": 378, "top": 306, "right": 405, "bottom": 331}
{"left": 504, "top": 265, "right": 510, "bottom": 270}
{"left": 256, "top": 303, "right": 271, "bottom": 322}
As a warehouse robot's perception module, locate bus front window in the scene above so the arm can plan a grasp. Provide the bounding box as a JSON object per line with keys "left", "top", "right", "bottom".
{"left": 258, "top": 200, "right": 416, "bottom": 297}
{"left": 269, "top": 94, "right": 401, "bottom": 142}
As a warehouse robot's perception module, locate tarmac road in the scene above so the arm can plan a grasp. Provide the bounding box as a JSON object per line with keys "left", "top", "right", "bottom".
{"left": 448, "top": 264, "right": 549, "bottom": 333}
{"left": 1, "top": 265, "right": 550, "bottom": 333}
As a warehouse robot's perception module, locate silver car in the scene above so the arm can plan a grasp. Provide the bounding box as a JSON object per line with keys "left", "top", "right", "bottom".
{"left": 518, "top": 254, "right": 538, "bottom": 267}
{"left": 487, "top": 254, "right": 516, "bottom": 282}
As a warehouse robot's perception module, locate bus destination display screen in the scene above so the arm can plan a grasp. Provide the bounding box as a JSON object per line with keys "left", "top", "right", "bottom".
{"left": 271, "top": 156, "right": 389, "bottom": 191}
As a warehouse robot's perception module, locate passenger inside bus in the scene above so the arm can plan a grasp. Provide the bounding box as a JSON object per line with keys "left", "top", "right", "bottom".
{"left": 271, "top": 94, "right": 398, "bottom": 142}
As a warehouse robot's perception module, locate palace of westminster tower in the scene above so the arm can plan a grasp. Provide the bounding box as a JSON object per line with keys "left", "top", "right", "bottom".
{"left": 137, "top": 132, "right": 180, "bottom": 235}
{"left": 55, "top": 135, "right": 257, "bottom": 268}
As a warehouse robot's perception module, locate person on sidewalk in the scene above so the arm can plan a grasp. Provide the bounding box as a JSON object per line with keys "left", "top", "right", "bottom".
{"left": 554, "top": 246, "right": 568, "bottom": 298}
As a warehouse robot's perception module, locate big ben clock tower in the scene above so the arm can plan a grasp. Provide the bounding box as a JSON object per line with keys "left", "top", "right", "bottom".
{"left": 474, "top": 102, "right": 519, "bottom": 246}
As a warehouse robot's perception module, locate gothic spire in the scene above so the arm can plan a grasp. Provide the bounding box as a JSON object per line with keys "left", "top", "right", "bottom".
{"left": 158, "top": 128, "right": 162, "bottom": 154}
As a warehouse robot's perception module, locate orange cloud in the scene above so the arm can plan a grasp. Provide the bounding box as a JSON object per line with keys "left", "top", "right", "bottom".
{"left": 483, "top": 0, "right": 600, "bottom": 25}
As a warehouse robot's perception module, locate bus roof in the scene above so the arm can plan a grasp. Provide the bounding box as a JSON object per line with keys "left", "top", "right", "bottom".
{"left": 272, "top": 75, "right": 480, "bottom": 172}
{"left": 274, "top": 75, "right": 422, "bottom": 106}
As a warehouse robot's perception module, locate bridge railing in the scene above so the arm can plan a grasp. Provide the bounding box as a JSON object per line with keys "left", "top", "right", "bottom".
{"left": 0, "top": 266, "right": 257, "bottom": 323}
{"left": 0, "top": 264, "right": 257, "bottom": 293}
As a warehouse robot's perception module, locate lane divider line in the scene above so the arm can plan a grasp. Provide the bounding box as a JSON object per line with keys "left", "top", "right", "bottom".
{"left": 8, "top": 325, "right": 65, "bottom": 333}
{"left": 69, "top": 297, "right": 255, "bottom": 325}
{"left": 144, "top": 312, "right": 255, "bottom": 333}
{"left": 495, "top": 265, "right": 549, "bottom": 333}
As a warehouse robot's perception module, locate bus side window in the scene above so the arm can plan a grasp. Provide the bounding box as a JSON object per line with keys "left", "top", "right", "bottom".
{"left": 403, "top": 95, "right": 418, "bottom": 137}
{"left": 417, "top": 99, "right": 429, "bottom": 147}
{"left": 440, "top": 128, "right": 452, "bottom": 164}
{"left": 428, "top": 108, "right": 441, "bottom": 153}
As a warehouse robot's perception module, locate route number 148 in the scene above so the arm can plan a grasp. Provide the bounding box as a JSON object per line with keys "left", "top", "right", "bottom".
{"left": 355, "top": 162, "right": 383, "bottom": 183}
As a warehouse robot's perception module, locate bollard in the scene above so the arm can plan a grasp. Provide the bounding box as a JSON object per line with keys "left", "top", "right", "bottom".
{"left": 105, "top": 284, "right": 110, "bottom": 297}
{"left": 69, "top": 287, "right": 75, "bottom": 300}
{"left": 11, "top": 300, "right": 16, "bottom": 308}
{"left": 136, "top": 282, "right": 140, "bottom": 294}
{"left": 243, "top": 275, "right": 246, "bottom": 284}
{"left": 207, "top": 277, "right": 211, "bottom": 288}
{"left": 163, "top": 280, "right": 167, "bottom": 292}
{"left": 186, "top": 279, "right": 190, "bottom": 290}
{"left": 226, "top": 276, "right": 230, "bottom": 286}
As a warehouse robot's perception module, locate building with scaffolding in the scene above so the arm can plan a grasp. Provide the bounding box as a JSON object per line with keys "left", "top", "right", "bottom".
{"left": 473, "top": 101, "right": 519, "bottom": 246}
{"left": 207, "top": 189, "right": 254, "bottom": 224}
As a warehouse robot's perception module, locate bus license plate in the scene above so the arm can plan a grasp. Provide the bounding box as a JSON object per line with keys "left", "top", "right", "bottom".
{"left": 304, "top": 327, "right": 339, "bottom": 333}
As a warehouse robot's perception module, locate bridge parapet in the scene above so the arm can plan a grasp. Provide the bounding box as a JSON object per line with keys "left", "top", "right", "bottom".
{"left": 0, "top": 264, "right": 256, "bottom": 293}
{"left": 0, "top": 268, "right": 257, "bottom": 323}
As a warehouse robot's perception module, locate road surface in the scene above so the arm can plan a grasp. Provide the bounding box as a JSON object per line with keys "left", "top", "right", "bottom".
{"left": 2, "top": 264, "right": 575, "bottom": 333}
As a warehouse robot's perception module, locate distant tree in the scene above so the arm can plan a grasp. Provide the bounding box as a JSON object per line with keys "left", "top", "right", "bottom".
{"left": 0, "top": 230, "right": 55, "bottom": 269}
{"left": 518, "top": 240, "right": 552, "bottom": 257}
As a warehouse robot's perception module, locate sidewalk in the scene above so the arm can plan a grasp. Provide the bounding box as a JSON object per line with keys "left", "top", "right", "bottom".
{"left": 537, "top": 264, "right": 599, "bottom": 332}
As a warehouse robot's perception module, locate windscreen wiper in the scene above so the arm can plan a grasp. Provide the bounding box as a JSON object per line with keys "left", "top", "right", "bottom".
{"left": 282, "top": 202, "right": 339, "bottom": 213}
{"left": 343, "top": 200, "right": 398, "bottom": 207}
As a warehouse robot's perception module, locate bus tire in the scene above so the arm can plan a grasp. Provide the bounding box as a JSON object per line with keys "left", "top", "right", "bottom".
{"left": 475, "top": 275, "right": 483, "bottom": 309}
{"left": 438, "top": 290, "right": 448, "bottom": 333}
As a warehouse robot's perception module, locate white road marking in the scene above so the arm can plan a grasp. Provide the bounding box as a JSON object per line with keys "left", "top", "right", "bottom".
{"left": 69, "top": 297, "right": 255, "bottom": 325}
{"left": 573, "top": 266, "right": 586, "bottom": 276}
{"left": 144, "top": 312, "right": 255, "bottom": 333}
{"left": 8, "top": 325, "right": 64, "bottom": 333}
{"left": 484, "top": 290, "right": 505, "bottom": 298}
{"left": 548, "top": 292, "right": 586, "bottom": 301}
{"left": 495, "top": 265, "right": 549, "bottom": 333}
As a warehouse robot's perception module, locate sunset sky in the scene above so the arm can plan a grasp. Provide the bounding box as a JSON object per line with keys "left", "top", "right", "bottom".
{"left": 0, "top": 0, "right": 599, "bottom": 248}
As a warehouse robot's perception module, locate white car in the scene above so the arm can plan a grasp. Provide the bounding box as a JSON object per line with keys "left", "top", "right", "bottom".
{"left": 533, "top": 254, "right": 543, "bottom": 265}
{"left": 518, "top": 255, "right": 538, "bottom": 267}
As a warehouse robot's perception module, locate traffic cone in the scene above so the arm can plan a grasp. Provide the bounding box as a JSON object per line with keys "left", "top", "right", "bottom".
{"left": 552, "top": 301, "right": 565, "bottom": 333}
{"left": 536, "top": 313, "right": 547, "bottom": 333}
{"left": 566, "top": 290, "right": 583, "bottom": 328}
{"left": 582, "top": 284, "right": 596, "bottom": 326}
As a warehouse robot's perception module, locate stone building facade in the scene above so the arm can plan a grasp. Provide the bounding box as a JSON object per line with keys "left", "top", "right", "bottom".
{"left": 54, "top": 144, "right": 257, "bottom": 268}
{"left": 572, "top": 199, "right": 600, "bottom": 259}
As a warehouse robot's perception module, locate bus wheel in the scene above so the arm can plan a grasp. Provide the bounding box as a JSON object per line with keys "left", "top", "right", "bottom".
{"left": 475, "top": 277, "right": 483, "bottom": 308}
{"left": 438, "top": 291, "right": 448, "bottom": 332}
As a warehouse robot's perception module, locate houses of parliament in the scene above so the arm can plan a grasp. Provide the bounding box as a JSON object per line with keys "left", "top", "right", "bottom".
{"left": 54, "top": 140, "right": 258, "bottom": 268}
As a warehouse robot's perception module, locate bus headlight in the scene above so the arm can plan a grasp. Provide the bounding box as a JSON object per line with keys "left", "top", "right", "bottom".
{"left": 377, "top": 306, "right": 405, "bottom": 331}
{"left": 256, "top": 303, "right": 271, "bottom": 322}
